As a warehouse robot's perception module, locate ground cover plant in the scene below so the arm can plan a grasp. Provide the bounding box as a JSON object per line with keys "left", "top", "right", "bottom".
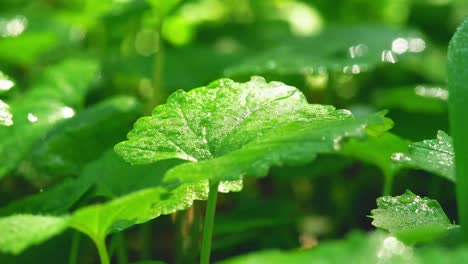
{"left": 0, "top": 1, "right": 467, "bottom": 263}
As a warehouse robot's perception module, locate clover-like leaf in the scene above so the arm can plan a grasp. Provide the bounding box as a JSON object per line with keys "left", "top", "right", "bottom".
{"left": 116, "top": 76, "right": 390, "bottom": 184}
{"left": 0, "top": 215, "right": 69, "bottom": 254}
{"left": 370, "top": 190, "right": 456, "bottom": 243}
{"left": 0, "top": 59, "right": 98, "bottom": 178}
{"left": 391, "top": 131, "right": 454, "bottom": 182}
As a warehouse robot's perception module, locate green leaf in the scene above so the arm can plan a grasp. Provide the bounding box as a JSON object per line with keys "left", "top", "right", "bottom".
{"left": 218, "top": 231, "right": 468, "bottom": 264}
{"left": 0, "top": 100, "right": 13, "bottom": 127}
{"left": 147, "top": 0, "right": 181, "bottom": 19}
{"left": 0, "top": 71, "right": 15, "bottom": 95}
{"left": 218, "top": 232, "right": 407, "bottom": 264}
{"left": 370, "top": 190, "right": 456, "bottom": 243}
{"left": 0, "top": 59, "right": 98, "bottom": 178}
{"left": 340, "top": 132, "right": 410, "bottom": 177}
{"left": 0, "top": 215, "right": 69, "bottom": 254}
{"left": 93, "top": 150, "right": 185, "bottom": 198}
{"left": 0, "top": 33, "right": 58, "bottom": 65}
{"left": 115, "top": 77, "right": 390, "bottom": 184}
{"left": 391, "top": 131, "right": 454, "bottom": 182}
{"left": 69, "top": 180, "right": 209, "bottom": 243}
{"left": 373, "top": 85, "right": 447, "bottom": 114}
{"left": 0, "top": 170, "right": 96, "bottom": 216}
{"left": 225, "top": 25, "right": 423, "bottom": 77}
{"left": 29, "top": 96, "right": 142, "bottom": 177}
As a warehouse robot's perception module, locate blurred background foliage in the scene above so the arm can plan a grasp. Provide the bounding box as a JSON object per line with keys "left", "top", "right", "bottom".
{"left": 0, "top": 0, "right": 466, "bottom": 263}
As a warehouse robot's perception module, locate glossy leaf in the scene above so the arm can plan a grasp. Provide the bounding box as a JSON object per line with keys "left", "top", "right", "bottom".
{"left": 116, "top": 77, "right": 390, "bottom": 184}
{"left": 0, "top": 59, "right": 98, "bottom": 178}
{"left": 391, "top": 131, "right": 454, "bottom": 182}
{"left": 0, "top": 215, "right": 69, "bottom": 254}
{"left": 370, "top": 190, "right": 456, "bottom": 243}
{"left": 225, "top": 25, "right": 423, "bottom": 77}
{"left": 30, "top": 96, "right": 142, "bottom": 177}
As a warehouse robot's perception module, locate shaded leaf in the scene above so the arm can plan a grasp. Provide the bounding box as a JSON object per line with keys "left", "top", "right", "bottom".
{"left": 0, "top": 171, "right": 96, "bottom": 216}
{"left": 0, "top": 59, "right": 98, "bottom": 178}
{"left": 225, "top": 25, "right": 423, "bottom": 77}
{"left": 218, "top": 231, "right": 468, "bottom": 264}
{"left": 373, "top": 85, "right": 447, "bottom": 114}
{"left": 30, "top": 96, "right": 142, "bottom": 177}
{"left": 0, "top": 215, "right": 69, "bottom": 254}
{"left": 340, "top": 132, "right": 410, "bottom": 177}
{"left": 0, "top": 33, "right": 58, "bottom": 65}
{"left": 391, "top": 131, "right": 454, "bottom": 182}
{"left": 115, "top": 77, "right": 390, "bottom": 184}
{"left": 370, "top": 190, "right": 456, "bottom": 243}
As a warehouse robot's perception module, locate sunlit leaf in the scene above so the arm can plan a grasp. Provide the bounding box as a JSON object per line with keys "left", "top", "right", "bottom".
{"left": 30, "top": 96, "right": 142, "bottom": 177}
{"left": 391, "top": 131, "right": 454, "bottom": 182}
{"left": 116, "top": 77, "right": 390, "bottom": 184}
{"left": 225, "top": 25, "right": 424, "bottom": 77}
{"left": 0, "top": 59, "right": 98, "bottom": 178}
{"left": 0, "top": 215, "right": 69, "bottom": 254}
{"left": 370, "top": 190, "right": 456, "bottom": 243}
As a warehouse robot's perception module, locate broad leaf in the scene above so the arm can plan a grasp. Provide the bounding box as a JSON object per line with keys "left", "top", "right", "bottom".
{"left": 0, "top": 171, "right": 96, "bottom": 216}
{"left": 115, "top": 77, "right": 390, "bottom": 184}
{"left": 93, "top": 150, "right": 185, "bottom": 198}
{"left": 340, "top": 132, "right": 410, "bottom": 177}
{"left": 218, "top": 231, "right": 468, "bottom": 264}
{"left": 225, "top": 26, "right": 423, "bottom": 77}
{"left": 391, "top": 131, "right": 454, "bottom": 182}
{"left": 0, "top": 33, "right": 58, "bottom": 65}
{"left": 30, "top": 96, "right": 142, "bottom": 177}
{"left": 0, "top": 215, "right": 69, "bottom": 254}
{"left": 0, "top": 59, "right": 98, "bottom": 178}
{"left": 370, "top": 190, "right": 456, "bottom": 243}
{"left": 373, "top": 85, "right": 447, "bottom": 114}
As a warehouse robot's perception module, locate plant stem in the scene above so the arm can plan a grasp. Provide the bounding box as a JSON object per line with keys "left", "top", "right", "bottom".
{"left": 448, "top": 18, "right": 468, "bottom": 242}
{"left": 69, "top": 231, "right": 80, "bottom": 264}
{"left": 115, "top": 233, "right": 128, "bottom": 264}
{"left": 95, "top": 237, "right": 110, "bottom": 264}
{"left": 383, "top": 171, "right": 393, "bottom": 196}
{"left": 149, "top": 22, "right": 166, "bottom": 112}
{"left": 200, "top": 181, "right": 219, "bottom": 264}
{"left": 140, "top": 223, "right": 151, "bottom": 260}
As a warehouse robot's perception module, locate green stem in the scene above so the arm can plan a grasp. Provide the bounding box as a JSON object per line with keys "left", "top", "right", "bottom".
{"left": 69, "top": 231, "right": 80, "bottom": 264}
{"left": 383, "top": 171, "right": 393, "bottom": 196}
{"left": 95, "top": 237, "right": 110, "bottom": 264}
{"left": 140, "top": 223, "right": 151, "bottom": 260}
{"left": 200, "top": 181, "right": 219, "bottom": 264}
{"left": 149, "top": 22, "right": 166, "bottom": 112}
{"left": 115, "top": 233, "right": 128, "bottom": 264}
{"left": 448, "top": 18, "right": 468, "bottom": 243}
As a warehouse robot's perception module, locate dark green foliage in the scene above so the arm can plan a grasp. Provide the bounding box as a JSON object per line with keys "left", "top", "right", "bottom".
{"left": 0, "top": 1, "right": 466, "bottom": 263}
